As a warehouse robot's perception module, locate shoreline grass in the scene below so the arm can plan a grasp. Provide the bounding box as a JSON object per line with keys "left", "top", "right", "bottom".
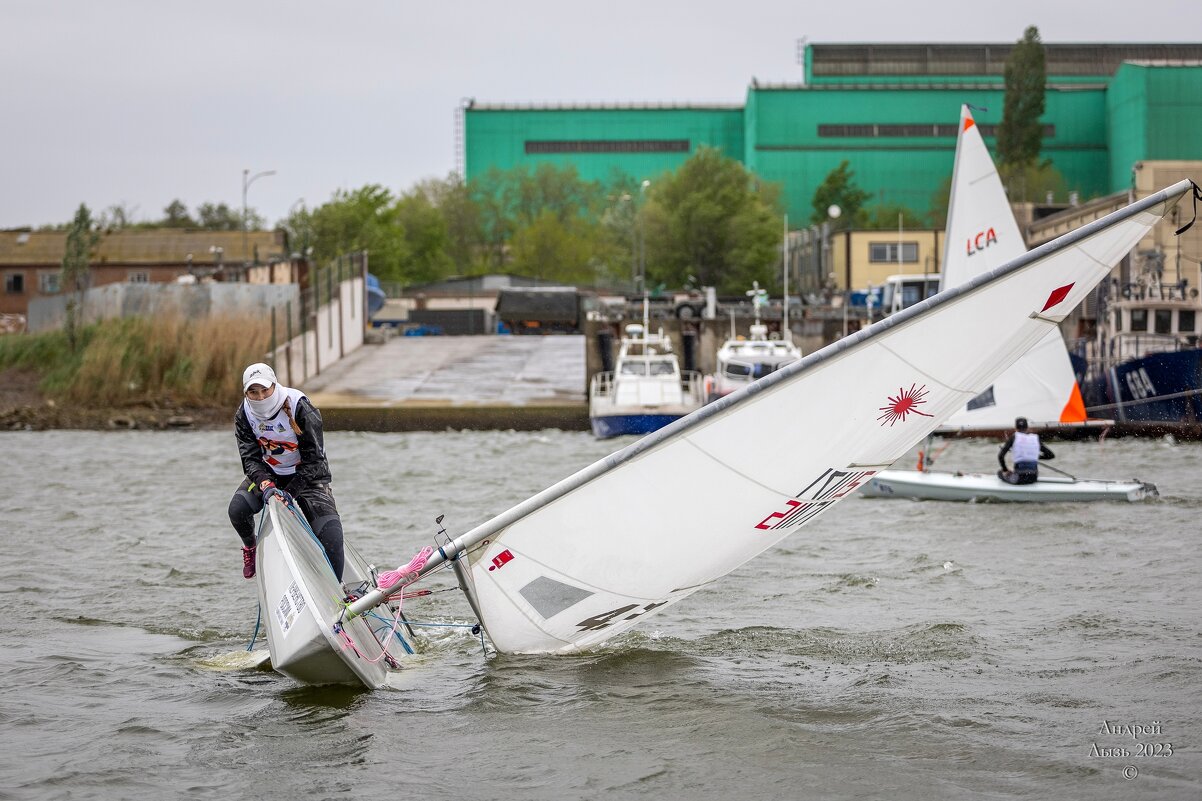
{"left": 0, "top": 314, "right": 271, "bottom": 407}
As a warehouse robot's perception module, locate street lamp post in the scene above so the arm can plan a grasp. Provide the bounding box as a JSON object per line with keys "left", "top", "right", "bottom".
{"left": 242, "top": 168, "right": 276, "bottom": 278}
{"left": 638, "top": 179, "right": 650, "bottom": 296}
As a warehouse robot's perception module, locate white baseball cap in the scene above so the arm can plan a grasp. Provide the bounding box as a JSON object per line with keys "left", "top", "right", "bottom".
{"left": 242, "top": 362, "right": 277, "bottom": 392}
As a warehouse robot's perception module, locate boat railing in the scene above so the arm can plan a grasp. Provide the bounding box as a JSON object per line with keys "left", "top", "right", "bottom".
{"left": 590, "top": 370, "right": 615, "bottom": 399}
{"left": 1071, "top": 333, "right": 1199, "bottom": 375}
{"left": 1111, "top": 277, "right": 1198, "bottom": 304}
{"left": 591, "top": 369, "right": 704, "bottom": 404}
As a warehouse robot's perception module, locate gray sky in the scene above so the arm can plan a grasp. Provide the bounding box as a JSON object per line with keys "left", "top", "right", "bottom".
{"left": 4, "top": 0, "right": 1200, "bottom": 230}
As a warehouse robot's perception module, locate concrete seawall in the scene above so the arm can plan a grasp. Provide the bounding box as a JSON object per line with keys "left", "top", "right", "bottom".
{"left": 303, "top": 334, "right": 588, "bottom": 431}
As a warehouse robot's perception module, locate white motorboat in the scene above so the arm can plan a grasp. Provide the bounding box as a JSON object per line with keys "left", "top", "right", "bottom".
{"left": 709, "top": 284, "right": 801, "bottom": 401}
{"left": 588, "top": 322, "right": 704, "bottom": 438}
{"left": 860, "top": 468, "right": 1156, "bottom": 503}
{"left": 255, "top": 494, "right": 411, "bottom": 688}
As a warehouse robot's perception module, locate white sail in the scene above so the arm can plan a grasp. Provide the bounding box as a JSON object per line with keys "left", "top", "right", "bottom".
{"left": 939, "top": 105, "right": 1086, "bottom": 430}
{"left": 345, "top": 182, "right": 1190, "bottom": 654}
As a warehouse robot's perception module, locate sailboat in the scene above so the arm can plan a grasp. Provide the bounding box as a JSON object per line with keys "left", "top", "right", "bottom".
{"left": 861, "top": 105, "right": 1157, "bottom": 503}
{"left": 259, "top": 181, "right": 1190, "bottom": 685}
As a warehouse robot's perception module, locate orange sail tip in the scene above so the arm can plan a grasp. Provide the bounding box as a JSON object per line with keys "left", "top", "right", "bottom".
{"left": 1059, "top": 383, "right": 1088, "bottom": 423}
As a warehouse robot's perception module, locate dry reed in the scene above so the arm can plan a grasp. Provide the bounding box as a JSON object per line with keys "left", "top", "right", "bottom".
{"left": 68, "top": 314, "right": 272, "bottom": 406}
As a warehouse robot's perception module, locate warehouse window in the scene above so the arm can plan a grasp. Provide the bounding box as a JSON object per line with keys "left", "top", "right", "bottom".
{"left": 128, "top": 271, "right": 150, "bottom": 283}
{"left": 525, "top": 140, "right": 690, "bottom": 154}
{"left": 869, "top": 243, "right": 918, "bottom": 263}
{"left": 4, "top": 272, "right": 23, "bottom": 294}
{"left": 818, "top": 123, "right": 1054, "bottom": 138}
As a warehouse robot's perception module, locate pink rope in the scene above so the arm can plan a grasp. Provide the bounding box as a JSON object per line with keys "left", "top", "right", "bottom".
{"left": 377, "top": 546, "right": 435, "bottom": 590}
{"left": 336, "top": 546, "right": 436, "bottom": 667}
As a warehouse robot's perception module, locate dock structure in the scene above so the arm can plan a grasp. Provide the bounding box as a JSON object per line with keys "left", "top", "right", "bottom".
{"left": 302, "top": 334, "right": 588, "bottom": 431}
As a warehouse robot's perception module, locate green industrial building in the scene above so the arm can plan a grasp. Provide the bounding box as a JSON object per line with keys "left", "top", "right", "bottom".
{"left": 463, "top": 43, "right": 1202, "bottom": 225}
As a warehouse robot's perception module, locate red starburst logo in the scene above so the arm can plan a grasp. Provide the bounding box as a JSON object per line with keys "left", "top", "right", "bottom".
{"left": 878, "top": 383, "right": 935, "bottom": 426}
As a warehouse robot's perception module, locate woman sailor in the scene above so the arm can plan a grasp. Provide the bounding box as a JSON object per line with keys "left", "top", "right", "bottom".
{"left": 227, "top": 362, "right": 344, "bottom": 581}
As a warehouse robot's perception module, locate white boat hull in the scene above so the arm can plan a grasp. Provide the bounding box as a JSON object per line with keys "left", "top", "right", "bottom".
{"left": 256, "top": 497, "right": 405, "bottom": 688}
{"left": 860, "top": 469, "right": 1156, "bottom": 503}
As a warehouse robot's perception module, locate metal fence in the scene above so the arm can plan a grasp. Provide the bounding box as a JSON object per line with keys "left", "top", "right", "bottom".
{"left": 270, "top": 251, "right": 369, "bottom": 386}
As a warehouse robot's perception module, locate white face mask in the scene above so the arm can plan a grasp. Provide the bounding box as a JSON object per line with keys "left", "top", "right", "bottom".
{"left": 246, "top": 385, "right": 285, "bottom": 420}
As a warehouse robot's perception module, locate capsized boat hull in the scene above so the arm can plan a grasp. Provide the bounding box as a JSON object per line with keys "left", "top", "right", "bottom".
{"left": 255, "top": 497, "right": 405, "bottom": 688}
{"left": 860, "top": 468, "right": 1157, "bottom": 503}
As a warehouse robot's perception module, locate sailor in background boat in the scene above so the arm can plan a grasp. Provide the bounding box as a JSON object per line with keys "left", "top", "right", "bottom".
{"left": 996, "top": 417, "right": 1055, "bottom": 485}
{"left": 227, "top": 362, "right": 344, "bottom": 581}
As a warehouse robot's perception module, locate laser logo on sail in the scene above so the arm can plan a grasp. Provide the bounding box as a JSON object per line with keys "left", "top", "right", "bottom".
{"left": 878, "top": 383, "right": 933, "bottom": 426}
{"left": 754, "top": 468, "right": 876, "bottom": 530}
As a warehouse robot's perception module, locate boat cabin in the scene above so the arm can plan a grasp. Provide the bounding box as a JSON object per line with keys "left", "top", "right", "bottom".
{"left": 1105, "top": 280, "right": 1202, "bottom": 360}
{"left": 880, "top": 273, "right": 942, "bottom": 315}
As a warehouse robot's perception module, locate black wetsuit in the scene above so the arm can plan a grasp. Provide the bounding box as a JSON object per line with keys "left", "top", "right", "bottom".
{"left": 228, "top": 395, "right": 344, "bottom": 580}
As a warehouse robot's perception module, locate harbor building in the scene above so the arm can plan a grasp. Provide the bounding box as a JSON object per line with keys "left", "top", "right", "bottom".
{"left": 463, "top": 42, "right": 1202, "bottom": 293}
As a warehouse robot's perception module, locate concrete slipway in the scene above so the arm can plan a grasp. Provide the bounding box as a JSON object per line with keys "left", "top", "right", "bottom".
{"left": 302, "top": 334, "right": 588, "bottom": 431}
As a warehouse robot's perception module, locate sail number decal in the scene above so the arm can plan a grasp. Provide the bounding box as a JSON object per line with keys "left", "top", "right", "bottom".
{"left": 576, "top": 601, "right": 669, "bottom": 632}
{"left": 966, "top": 227, "right": 998, "bottom": 257}
{"left": 1124, "top": 367, "right": 1156, "bottom": 401}
{"left": 754, "top": 468, "right": 876, "bottom": 531}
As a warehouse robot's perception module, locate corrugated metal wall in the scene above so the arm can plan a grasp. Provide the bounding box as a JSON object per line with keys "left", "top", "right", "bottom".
{"left": 463, "top": 64, "right": 1200, "bottom": 225}
{"left": 464, "top": 106, "right": 744, "bottom": 184}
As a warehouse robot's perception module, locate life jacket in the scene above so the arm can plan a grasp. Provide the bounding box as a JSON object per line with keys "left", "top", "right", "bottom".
{"left": 242, "top": 385, "right": 307, "bottom": 475}
{"left": 1012, "top": 431, "right": 1041, "bottom": 465}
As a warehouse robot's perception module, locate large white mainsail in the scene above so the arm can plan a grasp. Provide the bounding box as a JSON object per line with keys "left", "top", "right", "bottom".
{"left": 347, "top": 182, "right": 1190, "bottom": 655}
{"left": 939, "top": 105, "right": 1087, "bottom": 431}
{"left": 937, "top": 105, "right": 1091, "bottom": 430}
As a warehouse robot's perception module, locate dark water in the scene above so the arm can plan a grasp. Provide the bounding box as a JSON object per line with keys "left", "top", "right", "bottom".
{"left": 1, "top": 430, "right": 1199, "bottom": 800}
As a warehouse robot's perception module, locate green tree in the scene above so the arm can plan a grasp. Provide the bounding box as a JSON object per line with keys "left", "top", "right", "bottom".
{"left": 60, "top": 204, "right": 98, "bottom": 351}
{"left": 863, "top": 203, "right": 925, "bottom": 231}
{"left": 308, "top": 185, "right": 410, "bottom": 282}
{"left": 394, "top": 189, "right": 454, "bottom": 283}
{"left": 642, "top": 146, "right": 782, "bottom": 294}
{"left": 471, "top": 163, "right": 609, "bottom": 274}
{"left": 97, "top": 203, "right": 138, "bottom": 230}
{"left": 162, "top": 200, "right": 197, "bottom": 228}
{"left": 196, "top": 202, "right": 244, "bottom": 231}
{"left": 810, "top": 161, "right": 871, "bottom": 226}
{"left": 414, "top": 175, "right": 483, "bottom": 274}
{"left": 509, "top": 210, "right": 604, "bottom": 283}
{"left": 998, "top": 26, "right": 1046, "bottom": 171}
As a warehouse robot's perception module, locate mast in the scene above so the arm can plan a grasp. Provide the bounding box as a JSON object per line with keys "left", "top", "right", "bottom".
{"left": 782, "top": 214, "right": 790, "bottom": 341}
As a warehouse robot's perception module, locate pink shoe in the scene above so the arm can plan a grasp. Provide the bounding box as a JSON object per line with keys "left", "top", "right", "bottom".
{"left": 242, "top": 546, "right": 257, "bottom": 579}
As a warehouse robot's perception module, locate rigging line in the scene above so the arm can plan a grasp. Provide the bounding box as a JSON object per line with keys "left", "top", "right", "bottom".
{"left": 246, "top": 602, "right": 262, "bottom": 652}
{"left": 245, "top": 499, "right": 274, "bottom": 651}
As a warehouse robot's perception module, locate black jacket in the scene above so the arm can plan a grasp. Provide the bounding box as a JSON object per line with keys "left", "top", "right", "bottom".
{"left": 234, "top": 395, "right": 332, "bottom": 487}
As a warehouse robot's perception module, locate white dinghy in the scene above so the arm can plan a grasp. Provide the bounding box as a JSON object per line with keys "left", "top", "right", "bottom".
{"left": 332, "top": 181, "right": 1190, "bottom": 662}
{"left": 255, "top": 494, "right": 412, "bottom": 687}
{"left": 862, "top": 105, "right": 1154, "bottom": 502}
{"left": 861, "top": 468, "right": 1156, "bottom": 503}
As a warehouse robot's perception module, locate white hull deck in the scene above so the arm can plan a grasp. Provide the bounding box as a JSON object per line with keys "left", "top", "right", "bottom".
{"left": 256, "top": 496, "right": 407, "bottom": 688}
{"left": 860, "top": 468, "right": 1157, "bottom": 503}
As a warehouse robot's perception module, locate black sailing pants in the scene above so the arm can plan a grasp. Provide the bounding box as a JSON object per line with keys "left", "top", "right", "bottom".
{"left": 227, "top": 474, "right": 345, "bottom": 580}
